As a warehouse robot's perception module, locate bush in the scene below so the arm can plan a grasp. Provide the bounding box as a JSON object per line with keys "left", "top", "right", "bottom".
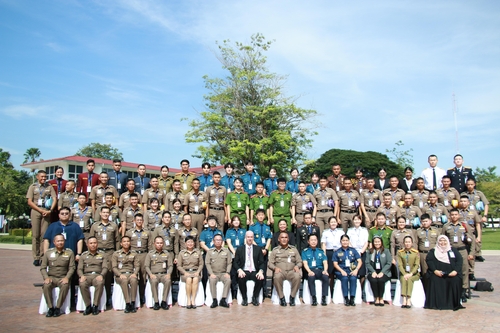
{"left": 9, "top": 229, "right": 31, "bottom": 236}
{"left": 0, "top": 235, "right": 32, "bottom": 244}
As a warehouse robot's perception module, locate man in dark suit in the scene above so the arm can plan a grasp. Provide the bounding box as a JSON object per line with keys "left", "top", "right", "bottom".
{"left": 76, "top": 159, "right": 100, "bottom": 202}
{"left": 398, "top": 167, "right": 418, "bottom": 193}
{"left": 447, "top": 154, "right": 475, "bottom": 193}
{"left": 108, "top": 159, "right": 129, "bottom": 195}
{"left": 134, "top": 164, "right": 151, "bottom": 195}
{"left": 233, "top": 230, "right": 266, "bottom": 306}
{"left": 374, "top": 168, "right": 390, "bottom": 191}
{"left": 296, "top": 212, "right": 321, "bottom": 253}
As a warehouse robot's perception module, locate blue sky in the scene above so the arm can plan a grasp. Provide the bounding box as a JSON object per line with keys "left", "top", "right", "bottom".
{"left": 1, "top": 0, "right": 499, "bottom": 175}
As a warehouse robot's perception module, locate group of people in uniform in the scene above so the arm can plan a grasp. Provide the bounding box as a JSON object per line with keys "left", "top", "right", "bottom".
{"left": 28, "top": 154, "right": 489, "bottom": 316}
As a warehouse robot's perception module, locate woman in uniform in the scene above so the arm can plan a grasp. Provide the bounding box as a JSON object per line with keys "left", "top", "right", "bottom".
{"left": 170, "top": 198, "right": 184, "bottom": 230}
{"left": 177, "top": 236, "right": 202, "bottom": 309}
{"left": 397, "top": 236, "right": 420, "bottom": 308}
{"left": 333, "top": 234, "right": 362, "bottom": 306}
{"left": 366, "top": 236, "right": 392, "bottom": 306}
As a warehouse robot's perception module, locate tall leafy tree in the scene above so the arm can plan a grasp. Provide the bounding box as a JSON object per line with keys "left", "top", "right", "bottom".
{"left": 75, "top": 143, "right": 124, "bottom": 160}
{"left": 0, "top": 148, "right": 13, "bottom": 169}
{"left": 0, "top": 150, "right": 31, "bottom": 217}
{"left": 385, "top": 140, "right": 414, "bottom": 169}
{"left": 23, "top": 147, "right": 41, "bottom": 164}
{"left": 184, "top": 34, "right": 318, "bottom": 175}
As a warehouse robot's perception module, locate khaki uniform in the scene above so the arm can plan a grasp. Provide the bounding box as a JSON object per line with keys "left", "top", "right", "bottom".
{"left": 58, "top": 191, "right": 77, "bottom": 210}
{"left": 141, "top": 188, "right": 165, "bottom": 210}
{"left": 436, "top": 188, "right": 460, "bottom": 208}
{"left": 184, "top": 191, "right": 208, "bottom": 232}
{"left": 170, "top": 211, "right": 185, "bottom": 230}
{"left": 126, "top": 229, "right": 151, "bottom": 298}
{"left": 71, "top": 205, "right": 93, "bottom": 237}
{"left": 423, "top": 204, "right": 449, "bottom": 228}
{"left": 458, "top": 208, "right": 482, "bottom": 273}
{"left": 89, "top": 185, "right": 118, "bottom": 208}
{"left": 327, "top": 174, "right": 345, "bottom": 192}
{"left": 396, "top": 248, "right": 420, "bottom": 296}
{"left": 390, "top": 229, "right": 416, "bottom": 258}
{"left": 165, "top": 191, "right": 185, "bottom": 212}
{"left": 145, "top": 249, "right": 173, "bottom": 303}
{"left": 337, "top": 190, "right": 360, "bottom": 232}
{"left": 360, "top": 189, "right": 382, "bottom": 226}
{"left": 397, "top": 205, "right": 422, "bottom": 228}
{"left": 120, "top": 206, "right": 142, "bottom": 232}
{"left": 291, "top": 192, "right": 316, "bottom": 227}
{"left": 383, "top": 188, "right": 406, "bottom": 206}
{"left": 111, "top": 249, "right": 140, "bottom": 303}
{"left": 93, "top": 205, "right": 120, "bottom": 223}
{"left": 205, "top": 247, "right": 232, "bottom": 298}
{"left": 143, "top": 209, "right": 163, "bottom": 231}
{"left": 177, "top": 249, "right": 203, "bottom": 282}
{"left": 206, "top": 185, "right": 227, "bottom": 230}
{"left": 411, "top": 190, "right": 430, "bottom": 210}
{"left": 158, "top": 177, "right": 173, "bottom": 196}
{"left": 353, "top": 177, "right": 367, "bottom": 192}
{"left": 40, "top": 248, "right": 75, "bottom": 308}
{"left": 175, "top": 227, "right": 200, "bottom": 259}
{"left": 77, "top": 250, "right": 108, "bottom": 307}
{"left": 442, "top": 221, "right": 475, "bottom": 288}
{"left": 173, "top": 172, "right": 197, "bottom": 195}
{"left": 313, "top": 188, "right": 338, "bottom": 235}
{"left": 415, "top": 226, "right": 440, "bottom": 277}
{"left": 268, "top": 245, "right": 302, "bottom": 298}
{"left": 151, "top": 225, "right": 177, "bottom": 253}
{"left": 118, "top": 191, "right": 142, "bottom": 210}
{"left": 376, "top": 205, "right": 399, "bottom": 228}
{"left": 27, "top": 182, "right": 56, "bottom": 260}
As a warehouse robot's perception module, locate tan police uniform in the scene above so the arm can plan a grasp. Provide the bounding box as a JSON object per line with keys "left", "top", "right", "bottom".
{"left": 442, "top": 221, "right": 475, "bottom": 288}
{"left": 184, "top": 190, "right": 208, "bottom": 232}
{"left": 158, "top": 177, "right": 173, "bottom": 196}
{"left": 126, "top": 228, "right": 151, "bottom": 299}
{"left": 175, "top": 227, "right": 200, "bottom": 260}
{"left": 77, "top": 250, "right": 108, "bottom": 307}
{"left": 206, "top": 185, "right": 227, "bottom": 231}
{"left": 390, "top": 229, "right": 416, "bottom": 258}
{"left": 313, "top": 188, "right": 338, "bottom": 235}
{"left": 112, "top": 249, "right": 140, "bottom": 304}
{"left": 205, "top": 247, "right": 232, "bottom": 298}
{"left": 411, "top": 190, "right": 430, "bottom": 210}
{"left": 40, "top": 248, "right": 75, "bottom": 309}
{"left": 177, "top": 248, "right": 203, "bottom": 282}
{"left": 327, "top": 174, "right": 345, "bottom": 192}
{"left": 458, "top": 208, "right": 482, "bottom": 274}
{"left": 353, "top": 177, "right": 367, "bottom": 192}
{"left": 268, "top": 245, "right": 302, "bottom": 299}
{"left": 173, "top": 172, "right": 197, "bottom": 195}
{"left": 415, "top": 226, "right": 440, "bottom": 276}
{"left": 436, "top": 188, "right": 460, "bottom": 208}
{"left": 291, "top": 192, "right": 316, "bottom": 227}
{"left": 397, "top": 205, "right": 422, "bottom": 228}
{"left": 141, "top": 188, "right": 165, "bottom": 210}
{"left": 170, "top": 210, "right": 185, "bottom": 230}
{"left": 423, "top": 203, "right": 449, "bottom": 228}
{"left": 151, "top": 224, "right": 177, "bottom": 253}
{"left": 89, "top": 184, "right": 118, "bottom": 209}
{"left": 165, "top": 191, "right": 185, "bottom": 212}
{"left": 145, "top": 249, "right": 173, "bottom": 303}
{"left": 58, "top": 191, "right": 77, "bottom": 210}
{"left": 383, "top": 188, "right": 406, "bottom": 206}
{"left": 71, "top": 205, "right": 93, "bottom": 240}
{"left": 27, "top": 182, "right": 56, "bottom": 260}
{"left": 118, "top": 191, "right": 142, "bottom": 210}
{"left": 376, "top": 205, "right": 399, "bottom": 228}
{"left": 120, "top": 206, "right": 142, "bottom": 233}
{"left": 93, "top": 205, "right": 120, "bottom": 223}
{"left": 360, "top": 188, "right": 382, "bottom": 227}
{"left": 337, "top": 189, "right": 360, "bottom": 232}
{"left": 143, "top": 209, "right": 163, "bottom": 231}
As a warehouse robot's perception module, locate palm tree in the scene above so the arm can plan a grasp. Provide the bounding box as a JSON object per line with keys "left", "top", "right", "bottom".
{"left": 23, "top": 148, "right": 41, "bottom": 164}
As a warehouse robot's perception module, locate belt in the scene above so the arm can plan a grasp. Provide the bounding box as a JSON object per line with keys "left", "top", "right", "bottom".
{"left": 85, "top": 271, "right": 101, "bottom": 275}
{"left": 152, "top": 271, "right": 167, "bottom": 275}
{"left": 420, "top": 250, "right": 429, "bottom": 253}
{"left": 318, "top": 209, "right": 333, "bottom": 213}
{"left": 341, "top": 210, "right": 356, "bottom": 213}
{"left": 326, "top": 249, "right": 334, "bottom": 252}
{"left": 456, "top": 246, "right": 467, "bottom": 251}
{"left": 366, "top": 209, "right": 377, "bottom": 212}
{"left": 186, "top": 268, "right": 197, "bottom": 272}
{"left": 190, "top": 211, "right": 204, "bottom": 214}
{"left": 120, "top": 271, "right": 133, "bottom": 274}
{"left": 135, "top": 250, "right": 146, "bottom": 254}
{"left": 434, "top": 225, "right": 443, "bottom": 228}
{"left": 211, "top": 207, "right": 224, "bottom": 211}
{"left": 98, "top": 248, "right": 114, "bottom": 252}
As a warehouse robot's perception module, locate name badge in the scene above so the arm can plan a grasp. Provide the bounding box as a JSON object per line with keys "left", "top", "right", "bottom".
{"left": 117, "top": 183, "right": 121, "bottom": 190}
{"left": 321, "top": 200, "right": 326, "bottom": 206}
{"left": 419, "top": 201, "right": 423, "bottom": 208}
{"left": 57, "top": 193, "right": 61, "bottom": 199}
{"left": 79, "top": 220, "right": 84, "bottom": 228}
{"left": 424, "top": 240, "right": 430, "bottom": 248}
{"left": 432, "top": 215, "right": 436, "bottom": 222}
{"left": 62, "top": 232, "right": 67, "bottom": 239}
{"left": 87, "top": 186, "right": 91, "bottom": 193}
{"left": 469, "top": 205, "right": 475, "bottom": 210}
{"left": 165, "top": 239, "right": 170, "bottom": 246}
{"left": 227, "top": 188, "right": 231, "bottom": 193}
{"left": 311, "top": 259, "right": 316, "bottom": 267}
{"left": 405, "top": 265, "right": 410, "bottom": 272}
{"left": 262, "top": 237, "right": 266, "bottom": 244}
{"left": 368, "top": 199, "right": 373, "bottom": 206}
{"left": 235, "top": 238, "right": 240, "bottom": 246}
{"left": 162, "top": 262, "right": 166, "bottom": 268}
{"left": 210, "top": 241, "right": 213, "bottom": 247}
{"left": 194, "top": 205, "right": 199, "bottom": 212}
{"left": 141, "top": 189, "right": 145, "bottom": 195}
{"left": 248, "top": 184, "right": 253, "bottom": 190}
{"left": 444, "top": 200, "right": 449, "bottom": 206}
{"left": 345, "top": 259, "right": 350, "bottom": 266}
{"left": 108, "top": 215, "right": 112, "bottom": 222}
{"left": 259, "top": 204, "right": 264, "bottom": 209}
{"left": 50, "top": 252, "right": 56, "bottom": 258}
{"left": 287, "top": 256, "right": 291, "bottom": 263}
{"left": 280, "top": 200, "right": 284, "bottom": 207}
{"left": 348, "top": 200, "right": 354, "bottom": 207}
{"left": 102, "top": 197, "right": 105, "bottom": 203}
{"left": 137, "top": 239, "right": 142, "bottom": 247}
{"left": 375, "top": 262, "right": 381, "bottom": 270}
{"left": 392, "top": 200, "right": 396, "bottom": 206}
{"left": 237, "top": 201, "right": 242, "bottom": 208}
{"left": 183, "top": 183, "right": 187, "bottom": 190}
{"left": 302, "top": 204, "right": 307, "bottom": 210}
{"left": 336, "top": 186, "right": 340, "bottom": 192}
{"left": 102, "top": 233, "right": 107, "bottom": 241}
{"left": 386, "top": 219, "right": 390, "bottom": 226}
{"left": 406, "top": 219, "right": 410, "bottom": 225}
{"left": 215, "top": 197, "right": 220, "bottom": 204}
{"left": 118, "top": 262, "right": 123, "bottom": 269}
{"left": 37, "top": 198, "right": 43, "bottom": 206}
{"left": 449, "top": 251, "right": 455, "bottom": 258}
{"left": 453, "top": 235, "right": 458, "bottom": 243}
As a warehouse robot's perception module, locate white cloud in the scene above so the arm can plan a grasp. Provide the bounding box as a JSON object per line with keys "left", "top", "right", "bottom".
{"left": 2, "top": 105, "right": 46, "bottom": 118}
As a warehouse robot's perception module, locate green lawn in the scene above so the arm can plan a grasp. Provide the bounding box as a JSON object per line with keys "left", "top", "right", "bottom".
{"left": 481, "top": 229, "right": 500, "bottom": 250}
{"left": 0, "top": 235, "right": 32, "bottom": 244}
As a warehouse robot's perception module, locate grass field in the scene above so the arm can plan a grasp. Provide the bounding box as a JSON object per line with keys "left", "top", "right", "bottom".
{"left": 481, "top": 229, "right": 500, "bottom": 250}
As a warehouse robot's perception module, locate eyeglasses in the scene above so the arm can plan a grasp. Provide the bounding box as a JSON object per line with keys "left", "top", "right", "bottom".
{"left": 60, "top": 212, "right": 69, "bottom": 215}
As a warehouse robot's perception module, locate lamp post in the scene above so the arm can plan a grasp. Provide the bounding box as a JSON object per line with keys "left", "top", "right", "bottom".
{"left": 19, "top": 214, "right": 28, "bottom": 245}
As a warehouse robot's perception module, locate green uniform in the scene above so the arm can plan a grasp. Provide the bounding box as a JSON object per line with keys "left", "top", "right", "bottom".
{"left": 249, "top": 194, "right": 270, "bottom": 222}
{"left": 225, "top": 190, "right": 250, "bottom": 228}
{"left": 269, "top": 190, "right": 293, "bottom": 232}
{"left": 173, "top": 172, "right": 197, "bottom": 195}
{"left": 368, "top": 226, "right": 393, "bottom": 249}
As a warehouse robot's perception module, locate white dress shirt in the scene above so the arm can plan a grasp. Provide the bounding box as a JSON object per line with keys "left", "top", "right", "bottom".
{"left": 347, "top": 226, "right": 369, "bottom": 253}
{"left": 321, "top": 228, "right": 345, "bottom": 250}
{"left": 420, "top": 167, "right": 447, "bottom": 190}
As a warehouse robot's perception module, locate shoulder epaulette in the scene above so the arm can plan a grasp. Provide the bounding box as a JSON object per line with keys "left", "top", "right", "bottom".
{"left": 387, "top": 227, "right": 393, "bottom": 230}
{"left": 448, "top": 167, "right": 454, "bottom": 171}
{"left": 410, "top": 248, "right": 419, "bottom": 253}
{"left": 370, "top": 226, "right": 376, "bottom": 229}
{"left": 398, "top": 248, "right": 406, "bottom": 252}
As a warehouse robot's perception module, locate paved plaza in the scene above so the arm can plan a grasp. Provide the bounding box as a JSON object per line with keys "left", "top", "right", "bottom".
{"left": 1, "top": 245, "right": 499, "bottom": 333}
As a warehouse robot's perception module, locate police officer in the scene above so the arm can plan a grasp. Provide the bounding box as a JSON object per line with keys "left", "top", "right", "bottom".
{"left": 120, "top": 193, "right": 141, "bottom": 237}
{"left": 118, "top": 179, "right": 142, "bottom": 210}
{"left": 423, "top": 191, "right": 449, "bottom": 228}
{"left": 241, "top": 161, "right": 261, "bottom": 196}
{"left": 291, "top": 181, "right": 317, "bottom": 228}
{"left": 448, "top": 154, "right": 475, "bottom": 193}
{"left": 94, "top": 192, "right": 120, "bottom": 224}
{"left": 145, "top": 236, "right": 173, "bottom": 310}
{"left": 327, "top": 164, "right": 345, "bottom": 193}
{"left": 220, "top": 163, "right": 236, "bottom": 193}
{"left": 269, "top": 178, "right": 293, "bottom": 232}
{"left": 173, "top": 159, "right": 196, "bottom": 195}
{"left": 183, "top": 178, "right": 208, "bottom": 233}
{"left": 457, "top": 195, "right": 482, "bottom": 280}
{"left": 225, "top": 178, "right": 250, "bottom": 229}
{"left": 295, "top": 212, "right": 321, "bottom": 253}
{"left": 337, "top": 178, "right": 360, "bottom": 232}
{"left": 396, "top": 236, "right": 420, "bottom": 308}
{"left": 268, "top": 232, "right": 302, "bottom": 306}
{"left": 89, "top": 172, "right": 118, "bottom": 213}
{"left": 360, "top": 178, "right": 382, "bottom": 228}
{"left": 141, "top": 176, "right": 165, "bottom": 212}
{"left": 151, "top": 211, "right": 177, "bottom": 254}
{"left": 175, "top": 214, "right": 200, "bottom": 258}
{"left": 199, "top": 162, "right": 213, "bottom": 192}
{"left": 383, "top": 176, "right": 406, "bottom": 206}
{"left": 206, "top": 171, "right": 227, "bottom": 232}
{"left": 205, "top": 234, "right": 232, "bottom": 308}
{"left": 72, "top": 193, "right": 93, "bottom": 242}
{"left": 415, "top": 214, "right": 439, "bottom": 290}
{"left": 411, "top": 178, "right": 429, "bottom": 210}
{"left": 376, "top": 193, "right": 399, "bottom": 228}
{"left": 27, "top": 170, "right": 57, "bottom": 266}
{"left": 313, "top": 176, "right": 339, "bottom": 235}
{"left": 165, "top": 179, "right": 185, "bottom": 212}
{"left": 249, "top": 181, "right": 270, "bottom": 225}
{"left": 78, "top": 236, "right": 108, "bottom": 316}
{"left": 112, "top": 236, "right": 140, "bottom": 313}
{"left": 58, "top": 180, "right": 77, "bottom": 210}
{"left": 40, "top": 234, "right": 75, "bottom": 317}
{"left": 436, "top": 176, "right": 460, "bottom": 209}
{"left": 158, "top": 165, "right": 173, "bottom": 196}
{"left": 390, "top": 217, "right": 416, "bottom": 261}
{"left": 108, "top": 159, "right": 129, "bottom": 195}
{"left": 368, "top": 213, "right": 393, "bottom": 249}
{"left": 177, "top": 236, "right": 203, "bottom": 309}
{"left": 143, "top": 198, "right": 163, "bottom": 231}
{"left": 397, "top": 193, "right": 422, "bottom": 229}
{"left": 302, "top": 234, "right": 329, "bottom": 306}
{"left": 333, "top": 234, "right": 362, "bottom": 306}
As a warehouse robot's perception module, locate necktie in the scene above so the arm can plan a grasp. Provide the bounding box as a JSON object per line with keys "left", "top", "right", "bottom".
{"left": 432, "top": 168, "right": 437, "bottom": 190}
{"left": 308, "top": 226, "right": 312, "bottom": 234}
{"left": 247, "top": 246, "right": 253, "bottom": 272}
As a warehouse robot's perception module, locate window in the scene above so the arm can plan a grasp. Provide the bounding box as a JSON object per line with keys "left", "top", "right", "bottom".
{"left": 68, "top": 164, "right": 83, "bottom": 181}
{"left": 45, "top": 166, "right": 55, "bottom": 180}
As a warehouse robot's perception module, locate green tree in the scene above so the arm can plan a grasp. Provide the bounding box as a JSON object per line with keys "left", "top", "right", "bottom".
{"left": 0, "top": 151, "right": 31, "bottom": 217}
{"left": 385, "top": 140, "right": 413, "bottom": 169}
{"left": 0, "top": 148, "right": 13, "bottom": 169}
{"left": 184, "top": 34, "right": 318, "bottom": 176}
{"left": 475, "top": 166, "right": 500, "bottom": 183}
{"left": 23, "top": 147, "right": 41, "bottom": 164}
{"left": 76, "top": 143, "right": 124, "bottom": 160}
{"left": 302, "top": 148, "right": 404, "bottom": 180}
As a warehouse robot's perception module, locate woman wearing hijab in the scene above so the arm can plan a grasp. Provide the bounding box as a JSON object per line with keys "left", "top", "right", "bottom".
{"left": 425, "top": 235, "right": 464, "bottom": 310}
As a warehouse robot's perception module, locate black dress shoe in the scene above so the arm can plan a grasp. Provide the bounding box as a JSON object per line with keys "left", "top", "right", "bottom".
{"left": 153, "top": 302, "right": 160, "bottom": 310}
{"left": 279, "top": 297, "right": 287, "bottom": 307}
{"left": 92, "top": 305, "right": 99, "bottom": 315}
{"left": 241, "top": 297, "right": 248, "bottom": 306}
{"left": 124, "top": 303, "right": 131, "bottom": 313}
{"left": 311, "top": 296, "right": 318, "bottom": 306}
{"left": 475, "top": 256, "right": 485, "bottom": 262}
{"left": 210, "top": 299, "right": 218, "bottom": 308}
{"left": 53, "top": 308, "right": 61, "bottom": 317}
{"left": 469, "top": 274, "right": 476, "bottom": 281}
{"left": 186, "top": 304, "right": 192, "bottom": 309}
{"left": 220, "top": 298, "right": 229, "bottom": 308}
{"left": 321, "top": 296, "right": 327, "bottom": 306}
{"left": 130, "top": 301, "right": 137, "bottom": 313}
{"left": 380, "top": 302, "right": 385, "bottom": 307}
{"left": 192, "top": 305, "right": 197, "bottom": 309}
{"left": 161, "top": 301, "right": 169, "bottom": 310}
{"left": 46, "top": 308, "right": 54, "bottom": 317}
{"left": 344, "top": 297, "right": 350, "bottom": 306}
{"left": 349, "top": 297, "right": 355, "bottom": 306}
{"left": 106, "top": 298, "right": 113, "bottom": 307}
{"left": 33, "top": 260, "right": 41, "bottom": 267}
{"left": 83, "top": 305, "right": 92, "bottom": 316}
{"left": 251, "top": 297, "right": 259, "bottom": 306}
{"left": 289, "top": 296, "right": 296, "bottom": 306}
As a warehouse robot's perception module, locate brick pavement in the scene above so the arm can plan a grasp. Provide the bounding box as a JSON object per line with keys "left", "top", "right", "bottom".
{"left": 0, "top": 248, "right": 499, "bottom": 333}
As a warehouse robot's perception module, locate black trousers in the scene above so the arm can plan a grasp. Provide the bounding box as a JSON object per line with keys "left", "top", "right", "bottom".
{"left": 367, "top": 274, "right": 390, "bottom": 298}
{"left": 238, "top": 270, "right": 264, "bottom": 299}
